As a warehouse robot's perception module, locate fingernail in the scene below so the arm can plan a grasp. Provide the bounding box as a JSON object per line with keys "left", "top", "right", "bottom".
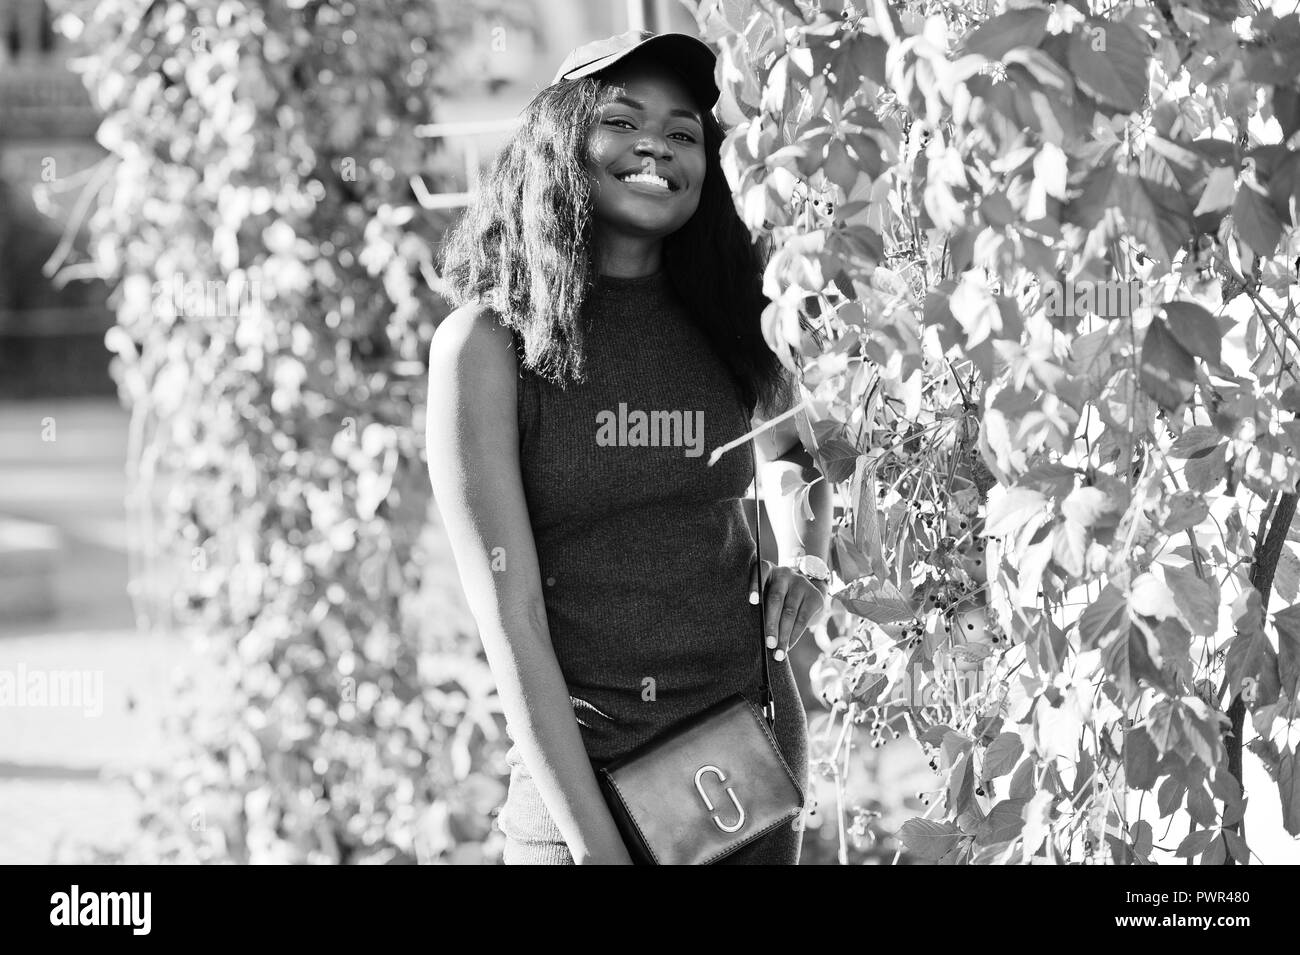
{"left": 774, "top": 649, "right": 786, "bottom": 662}
{"left": 749, "top": 591, "right": 760, "bottom": 605}
{"left": 766, "top": 635, "right": 778, "bottom": 649}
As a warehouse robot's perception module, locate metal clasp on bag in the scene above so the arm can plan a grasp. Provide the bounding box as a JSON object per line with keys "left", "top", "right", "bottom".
{"left": 694, "top": 765, "right": 746, "bottom": 833}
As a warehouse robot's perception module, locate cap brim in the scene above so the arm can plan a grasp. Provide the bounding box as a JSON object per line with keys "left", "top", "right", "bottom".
{"left": 553, "top": 33, "right": 718, "bottom": 108}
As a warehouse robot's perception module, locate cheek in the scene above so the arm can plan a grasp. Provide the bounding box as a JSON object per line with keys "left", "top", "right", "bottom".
{"left": 585, "top": 129, "right": 615, "bottom": 168}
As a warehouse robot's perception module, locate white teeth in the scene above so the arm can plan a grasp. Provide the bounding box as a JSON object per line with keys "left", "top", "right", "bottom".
{"left": 619, "top": 173, "right": 670, "bottom": 189}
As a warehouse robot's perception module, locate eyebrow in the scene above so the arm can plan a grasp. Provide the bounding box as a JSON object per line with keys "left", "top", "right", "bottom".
{"left": 603, "top": 94, "right": 702, "bottom": 125}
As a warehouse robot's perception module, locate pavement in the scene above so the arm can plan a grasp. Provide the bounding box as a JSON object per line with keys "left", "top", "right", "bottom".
{"left": 0, "top": 397, "right": 196, "bottom": 863}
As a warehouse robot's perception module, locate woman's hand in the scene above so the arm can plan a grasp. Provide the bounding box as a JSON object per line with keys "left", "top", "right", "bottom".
{"left": 749, "top": 558, "right": 829, "bottom": 661}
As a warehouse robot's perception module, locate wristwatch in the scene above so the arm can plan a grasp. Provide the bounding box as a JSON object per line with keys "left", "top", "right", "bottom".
{"left": 793, "top": 554, "right": 831, "bottom": 586}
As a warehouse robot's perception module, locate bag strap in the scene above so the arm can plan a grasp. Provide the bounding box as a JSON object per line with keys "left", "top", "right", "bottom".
{"left": 751, "top": 439, "right": 777, "bottom": 730}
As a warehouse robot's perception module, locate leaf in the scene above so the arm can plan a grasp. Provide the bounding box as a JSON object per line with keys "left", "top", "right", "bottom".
{"left": 1168, "top": 426, "right": 1223, "bottom": 458}
{"left": 1157, "top": 775, "right": 1187, "bottom": 817}
{"left": 964, "top": 8, "right": 1049, "bottom": 60}
{"left": 981, "top": 733, "right": 1024, "bottom": 780}
{"left": 1124, "top": 727, "right": 1160, "bottom": 790}
{"left": 985, "top": 486, "right": 1049, "bottom": 537}
{"left": 1008, "top": 757, "right": 1035, "bottom": 799}
{"left": 1279, "top": 751, "right": 1300, "bottom": 837}
{"left": 897, "top": 818, "right": 964, "bottom": 861}
{"left": 853, "top": 459, "right": 886, "bottom": 577}
{"left": 1223, "top": 827, "right": 1250, "bottom": 864}
{"left": 1021, "top": 790, "right": 1055, "bottom": 855}
{"left": 816, "top": 437, "right": 861, "bottom": 483}
{"left": 1186, "top": 781, "right": 1219, "bottom": 827}
{"left": 1079, "top": 584, "right": 1129, "bottom": 652}
{"left": 1067, "top": 20, "right": 1150, "bottom": 113}
{"left": 1174, "top": 827, "right": 1219, "bottom": 858}
{"left": 1139, "top": 317, "right": 1196, "bottom": 411}
{"left": 1160, "top": 564, "right": 1220, "bottom": 635}
{"left": 833, "top": 578, "right": 916, "bottom": 623}
{"left": 1273, "top": 547, "right": 1300, "bottom": 604}
{"left": 1161, "top": 302, "right": 1223, "bottom": 366}
{"left": 975, "top": 798, "right": 1028, "bottom": 845}
{"left": 1051, "top": 518, "right": 1089, "bottom": 579}
{"left": 1102, "top": 622, "right": 1166, "bottom": 702}
{"left": 1163, "top": 491, "right": 1209, "bottom": 534}
{"left": 1122, "top": 172, "right": 1192, "bottom": 264}
{"left": 1130, "top": 820, "right": 1153, "bottom": 860}
{"left": 1184, "top": 441, "right": 1228, "bottom": 493}
{"left": 1193, "top": 165, "right": 1237, "bottom": 215}
{"left": 1200, "top": 833, "right": 1227, "bottom": 865}
{"left": 1233, "top": 183, "right": 1283, "bottom": 255}
{"left": 1017, "top": 463, "right": 1079, "bottom": 501}
{"left": 947, "top": 750, "right": 975, "bottom": 815}
{"left": 1224, "top": 594, "right": 1281, "bottom": 705}
{"left": 1272, "top": 603, "right": 1300, "bottom": 697}
{"left": 1061, "top": 486, "right": 1113, "bottom": 527}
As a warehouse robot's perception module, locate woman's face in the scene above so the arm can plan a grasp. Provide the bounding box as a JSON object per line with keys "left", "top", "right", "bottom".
{"left": 584, "top": 59, "right": 707, "bottom": 242}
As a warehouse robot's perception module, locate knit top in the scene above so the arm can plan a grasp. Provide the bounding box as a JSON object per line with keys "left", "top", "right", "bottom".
{"left": 510, "top": 269, "right": 767, "bottom": 765}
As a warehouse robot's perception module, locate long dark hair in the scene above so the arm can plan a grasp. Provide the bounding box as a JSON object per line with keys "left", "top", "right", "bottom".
{"left": 439, "top": 70, "right": 794, "bottom": 417}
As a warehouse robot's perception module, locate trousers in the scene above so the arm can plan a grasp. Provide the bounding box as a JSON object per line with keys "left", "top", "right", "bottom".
{"left": 498, "top": 657, "right": 809, "bottom": 865}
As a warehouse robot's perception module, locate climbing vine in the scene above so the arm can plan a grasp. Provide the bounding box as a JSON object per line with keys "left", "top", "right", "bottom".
{"left": 696, "top": 0, "right": 1300, "bottom": 863}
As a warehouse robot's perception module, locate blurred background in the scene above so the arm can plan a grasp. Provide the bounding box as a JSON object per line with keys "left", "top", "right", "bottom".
{"left": 0, "top": 0, "right": 926, "bottom": 865}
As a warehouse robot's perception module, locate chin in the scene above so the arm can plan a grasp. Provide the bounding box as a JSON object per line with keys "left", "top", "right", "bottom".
{"left": 599, "top": 201, "right": 694, "bottom": 238}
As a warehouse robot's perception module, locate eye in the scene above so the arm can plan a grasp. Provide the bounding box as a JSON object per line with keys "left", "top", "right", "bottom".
{"left": 604, "top": 117, "right": 635, "bottom": 129}
{"left": 670, "top": 131, "right": 697, "bottom": 143}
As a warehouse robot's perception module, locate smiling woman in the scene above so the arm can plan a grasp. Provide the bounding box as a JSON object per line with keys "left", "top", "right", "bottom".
{"left": 430, "top": 30, "right": 831, "bottom": 866}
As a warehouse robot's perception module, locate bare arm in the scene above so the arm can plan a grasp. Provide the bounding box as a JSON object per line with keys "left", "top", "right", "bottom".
{"left": 426, "top": 305, "right": 633, "bottom": 865}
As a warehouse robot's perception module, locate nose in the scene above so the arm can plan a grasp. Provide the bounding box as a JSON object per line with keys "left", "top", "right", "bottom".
{"left": 633, "top": 132, "right": 672, "bottom": 160}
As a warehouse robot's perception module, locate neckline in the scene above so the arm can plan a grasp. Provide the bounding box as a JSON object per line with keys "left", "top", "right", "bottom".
{"left": 592, "top": 269, "right": 669, "bottom": 293}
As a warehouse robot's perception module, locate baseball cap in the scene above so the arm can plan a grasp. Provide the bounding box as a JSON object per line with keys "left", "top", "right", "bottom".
{"left": 551, "top": 29, "right": 719, "bottom": 109}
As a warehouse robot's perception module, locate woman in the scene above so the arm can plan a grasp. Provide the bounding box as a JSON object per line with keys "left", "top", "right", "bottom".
{"left": 427, "top": 30, "right": 832, "bottom": 864}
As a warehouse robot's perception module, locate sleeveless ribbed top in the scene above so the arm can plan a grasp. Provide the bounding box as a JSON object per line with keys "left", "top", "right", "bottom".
{"left": 512, "top": 269, "right": 766, "bottom": 764}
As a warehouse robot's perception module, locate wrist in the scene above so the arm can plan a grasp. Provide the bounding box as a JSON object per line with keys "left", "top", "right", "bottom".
{"left": 791, "top": 553, "right": 831, "bottom": 591}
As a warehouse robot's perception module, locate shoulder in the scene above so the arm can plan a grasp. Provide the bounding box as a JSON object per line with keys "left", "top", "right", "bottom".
{"left": 427, "top": 303, "right": 521, "bottom": 437}
{"left": 430, "top": 302, "right": 518, "bottom": 378}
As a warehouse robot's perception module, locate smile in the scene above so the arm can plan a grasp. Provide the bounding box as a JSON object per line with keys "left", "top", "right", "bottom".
{"left": 617, "top": 172, "right": 675, "bottom": 192}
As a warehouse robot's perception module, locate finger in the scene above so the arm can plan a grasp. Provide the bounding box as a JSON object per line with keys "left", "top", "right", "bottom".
{"left": 776, "top": 591, "right": 805, "bottom": 660}
{"left": 788, "top": 598, "right": 819, "bottom": 653}
{"left": 763, "top": 570, "right": 790, "bottom": 650}
{"left": 748, "top": 553, "right": 764, "bottom": 605}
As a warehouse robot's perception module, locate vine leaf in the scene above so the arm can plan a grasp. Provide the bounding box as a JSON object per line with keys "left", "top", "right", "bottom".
{"left": 1067, "top": 19, "right": 1150, "bottom": 113}
{"left": 985, "top": 485, "right": 1049, "bottom": 537}
{"left": 1159, "top": 563, "right": 1220, "bottom": 635}
{"left": 832, "top": 578, "right": 916, "bottom": 623}
{"left": 1193, "top": 164, "right": 1237, "bottom": 215}
{"left": 1224, "top": 589, "right": 1281, "bottom": 705}
{"left": 1129, "top": 571, "right": 1180, "bottom": 621}
{"left": 1161, "top": 301, "right": 1224, "bottom": 368}
{"left": 974, "top": 797, "right": 1027, "bottom": 845}
{"left": 1101, "top": 623, "right": 1166, "bottom": 702}
{"left": 1271, "top": 604, "right": 1300, "bottom": 698}
{"left": 1174, "top": 827, "right": 1218, "bottom": 858}
{"left": 1279, "top": 751, "right": 1300, "bottom": 837}
{"left": 947, "top": 750, "right": 975, "bottom": 815}
{"left": 963, "top": 8, "right": 1049, "bottom": 60}
{"left": 897, "top": 818, "right": 964, "bottom": 861}
{"left": 981, "top": 732, "right": 1024, "bottom": 780}
{"left": 1078, "top": 584, "right": 1128, "bottom": 651}
{"left": 1139, "top": 317, "right": 1196, "bottom": 411}
{"left": 1233, "top": 182, "right": 1283, "bottom": 255}
{"left": 1124, "top": 727, "right": 1160, "bottom": 790}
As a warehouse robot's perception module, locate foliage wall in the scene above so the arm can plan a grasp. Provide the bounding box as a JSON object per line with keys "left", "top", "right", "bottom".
{"left": 695, "top": 0, "right": 1300, "bottom": 863}
{"left": 53, "top": 0, "right": 508, "bottom": 863}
